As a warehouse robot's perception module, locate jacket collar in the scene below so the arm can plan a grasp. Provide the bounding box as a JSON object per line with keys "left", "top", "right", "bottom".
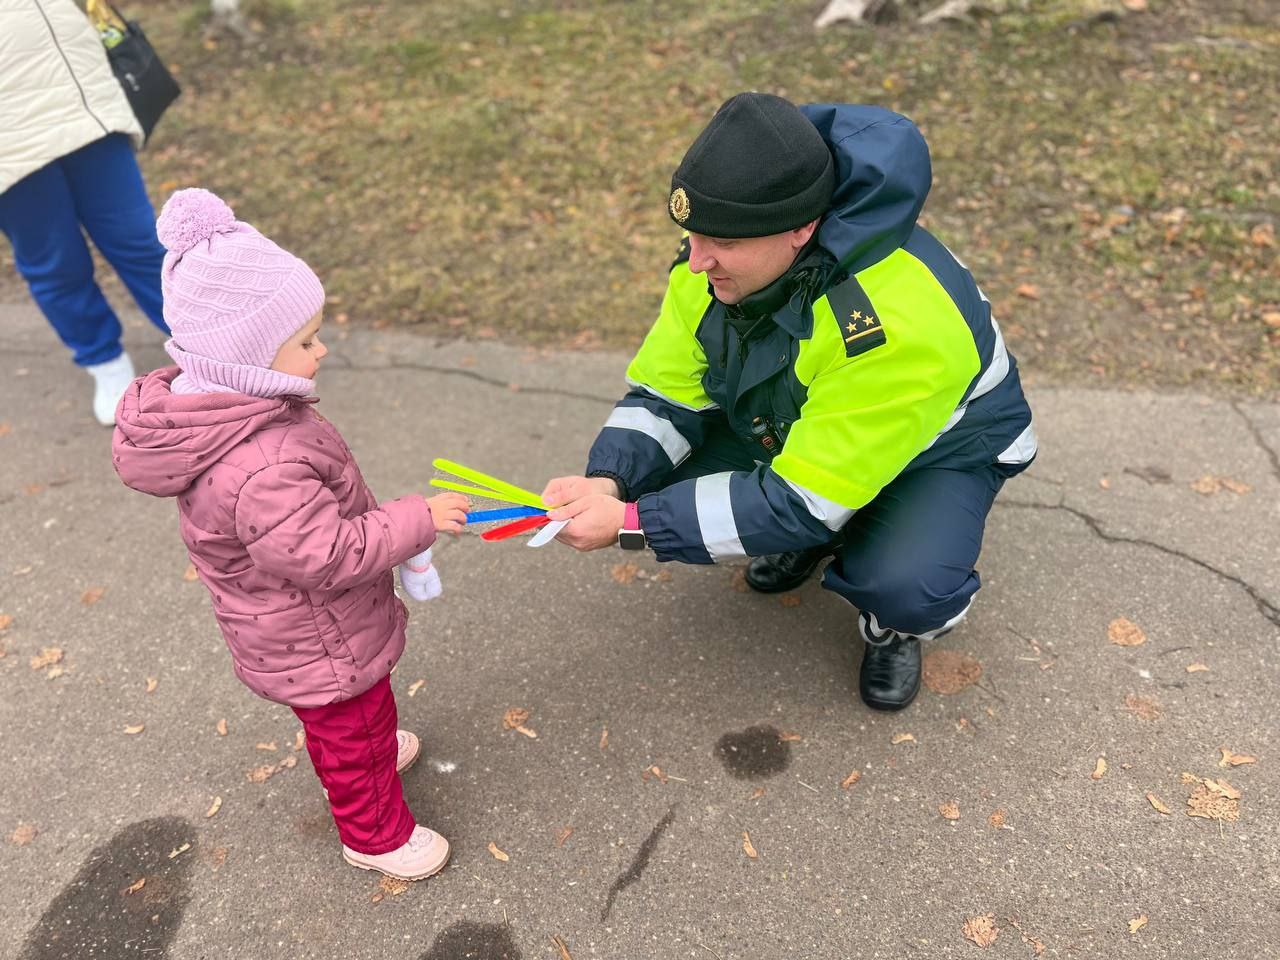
{"left": 718, "top": 238, "right": 832, "bottom": 341}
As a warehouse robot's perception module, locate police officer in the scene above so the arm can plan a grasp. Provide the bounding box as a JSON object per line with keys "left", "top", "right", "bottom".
{"left": 543, "top": 93, "right": 1036, "bottom": 711}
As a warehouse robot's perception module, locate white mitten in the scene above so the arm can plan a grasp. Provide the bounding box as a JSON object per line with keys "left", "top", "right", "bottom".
{"left": 399, "top": 548, "right": 442, "bottom": 602}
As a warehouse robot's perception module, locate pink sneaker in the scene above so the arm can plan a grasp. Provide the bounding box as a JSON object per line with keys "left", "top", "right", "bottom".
{"left": 394, "top": 729, "right": 421, "bottom": 774}
{"left": 342, "top": 824, "right": 450, "bottom": 881}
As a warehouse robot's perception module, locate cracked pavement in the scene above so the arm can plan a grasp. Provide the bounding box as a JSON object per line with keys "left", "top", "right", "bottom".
{"left": 2, "top": 302, "right": 1278, "bottom": 959}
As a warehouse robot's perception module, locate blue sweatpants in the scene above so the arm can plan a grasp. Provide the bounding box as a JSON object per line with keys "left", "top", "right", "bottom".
{"left": 668, "top": 421, "right": 1007, "bottom": 640}
{"left": 0, "top": 133, "right": 168, "bottom": 367}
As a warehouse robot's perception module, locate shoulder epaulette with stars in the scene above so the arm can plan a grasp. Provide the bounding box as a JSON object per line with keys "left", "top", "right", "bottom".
{"left": 669, "top": 234, "right": 691, "bottom": 273}
{"left": 825, "top": 274, "right": 886, "bottom": 358}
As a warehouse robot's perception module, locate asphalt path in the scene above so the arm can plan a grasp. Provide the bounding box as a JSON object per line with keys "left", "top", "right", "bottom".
{"left": 2, "top": 302, "right": 1277, "bottom": 959}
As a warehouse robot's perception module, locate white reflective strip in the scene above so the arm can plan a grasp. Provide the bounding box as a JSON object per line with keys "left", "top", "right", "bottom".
{"left": 968, "top": 319, "right": 1009, "bottom": 403}
{"left": 914, "top": 598, "right": 973, "bottom": 641}
{"left": 782, "top": 476, "right": 855, "bottom": 532}
{"left": 625, "top": 377, "right": 720, "bottom": 413}
{"left": 694, "top": 472, "right": 744, "bottom": 561}
{"left": 997, "top": 421, "right": 1038, "bottom": 465}
{"left": 861, "top": 597, "right": 973, "bottom": 643}
{"left": 923, "top": 318, "right": 1010, "bottom": 452}
{"left": 603, "top": 406, "right": 692, "bottom": 467}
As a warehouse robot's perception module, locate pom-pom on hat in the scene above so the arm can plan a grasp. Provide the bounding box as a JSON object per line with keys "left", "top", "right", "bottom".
{"left": 157, "top": 188, "right": 325, "bottom": 398}
{"left": 668, "top": 92, "right": 835, "bottom": 239}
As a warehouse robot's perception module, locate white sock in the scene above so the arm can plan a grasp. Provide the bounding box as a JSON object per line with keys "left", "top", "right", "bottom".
{"left": 86, "top": 352, "right": 136, "bottom": 427}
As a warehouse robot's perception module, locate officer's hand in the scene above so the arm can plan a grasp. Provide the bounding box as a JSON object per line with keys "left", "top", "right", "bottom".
{"left": 541, "top": 475, "right": 619, "bottom": 508}
{"left": 546, "top": 494, "right": 626, "bottom": 551}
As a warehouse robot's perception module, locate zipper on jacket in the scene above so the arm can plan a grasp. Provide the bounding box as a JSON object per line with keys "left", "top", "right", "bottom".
{"left": 35, "top": 0, "right": 111, "bottom": 136}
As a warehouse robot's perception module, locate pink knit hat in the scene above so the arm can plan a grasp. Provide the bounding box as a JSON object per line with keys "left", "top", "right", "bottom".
{"left": 157, "top": 188, "right": 325, "bottom": 397}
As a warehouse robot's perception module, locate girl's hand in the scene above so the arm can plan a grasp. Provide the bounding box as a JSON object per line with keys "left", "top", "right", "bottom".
{"left": 426, "top": 492, "right": 469, "bottom": 534}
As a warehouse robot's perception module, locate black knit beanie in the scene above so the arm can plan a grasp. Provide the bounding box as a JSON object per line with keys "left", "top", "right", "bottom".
{"left": 668, "top": 93, "right": 835, "bottom": 239}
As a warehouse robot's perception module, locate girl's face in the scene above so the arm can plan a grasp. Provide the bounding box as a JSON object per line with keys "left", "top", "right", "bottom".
{"left": 271, "top": 310, "right": 328, "bottom": 380}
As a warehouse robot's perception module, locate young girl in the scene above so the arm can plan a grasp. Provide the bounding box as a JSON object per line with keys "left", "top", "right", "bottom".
{"left": 112, "top": 188, "right": 467, "bottom": 882}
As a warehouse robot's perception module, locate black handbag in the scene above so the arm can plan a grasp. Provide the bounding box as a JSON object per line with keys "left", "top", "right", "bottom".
{"left": 87, "top": 1, "right": 181, "bottom": 140}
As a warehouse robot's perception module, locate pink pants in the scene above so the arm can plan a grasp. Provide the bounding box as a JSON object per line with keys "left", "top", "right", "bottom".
{"left": 292, "top": 675, "right": 415, "bottom": 854}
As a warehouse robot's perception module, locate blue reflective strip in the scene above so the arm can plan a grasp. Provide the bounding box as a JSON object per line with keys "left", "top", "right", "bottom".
{"left": 465, "top": 506, "right": 546, "bottom": 524}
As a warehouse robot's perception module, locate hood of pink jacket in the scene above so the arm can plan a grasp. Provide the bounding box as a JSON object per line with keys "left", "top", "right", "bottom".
{"left": 112, "top": 366, "right": 303, "bottom": 497}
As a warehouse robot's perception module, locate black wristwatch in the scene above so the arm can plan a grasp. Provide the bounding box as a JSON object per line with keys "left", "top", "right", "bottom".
{"left": 618, "top": 501, "right": 646, "bottom": 550}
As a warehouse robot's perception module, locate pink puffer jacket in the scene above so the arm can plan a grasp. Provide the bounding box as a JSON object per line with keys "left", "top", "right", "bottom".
{"left": 112, "top": 367, "right": 436, "bottom": 708}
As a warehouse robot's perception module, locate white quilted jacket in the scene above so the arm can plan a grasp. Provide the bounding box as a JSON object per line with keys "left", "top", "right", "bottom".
{"left": 0, "top": 0, "right": 143, "bottom": 195}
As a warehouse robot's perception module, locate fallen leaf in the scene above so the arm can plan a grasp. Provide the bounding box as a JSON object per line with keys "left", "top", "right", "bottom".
{"left": 487, "top": 841, "right": 509, "bottom": 862}
{"left": 29, "top": 647, "right": 63, "bottom": 670}
{"left": 922, "top": 649, "right": 983, "bottom": 694}
{"left": 502, "top": 707, "right": 530, "bottom": 730}
{"left": 653, "top": 570, "right": 673, "bottom": 582}
{"left": 778, "top": 731, "right": 802, "bottom": 742}
{"left": 938, "top": 801, "right": 960, "bottom": 821}
{"left": 10, "top": 823, "right": 37, "bottom": 846}
{"left": 730, "top": 569, "right": 749, "bottom": 593}
{"left": 555, "top": 826, "right": 574, "bottom": 847}
{"left": 988, "top": 809, "right": 1006, "bottom": 828}
{"left": 1124, "top": 694, "right": 1162, "bottom": 721}
{"left": 742, "top": 831, "right": 758, "bottom": 859}
{"left": 550, "top": 934, "right": 573, "bottom": 960}
{"left": 1190, "top": 475, "right": 1220, "bottom": 495}
{"left": 779, "top": 594, "right": 801, "bottom": 607}
{"left": 1099, "top": 476, "right": 1112, "bottom": 489}
{"left": 610, "top": 562, "right": 639, "bottom": 584}
{"left": 1014, "top": 283, "right": 1041, "bottom": 300}
{"left": 81, "top": 586, "right": 106, "bottom": 605}
{"left": 642, "top": 765, "right": 669, "bottom": 784}
{"left": 1146, "top": 793, "right": 1172, "bottom": 815}
{"left": 370, "top": 891, "right": 385, "bottom": 904}
{"left": 247, "top": 764, "right": 277, "bottom": 783}
{"left": 962, "top": 914, "right": 999, "bottom": 947}
{"left": 1108, "top": 617, "right": 1146, "bottom": 646}
{"left": 1185, "top": 775, "right": 1241, "bottom": 821}
{"left": 182, "top": 564, "right": 198, "bottom": 582}
{"left": 1121, "top": 0, "right": 1147, "bottom": 10}
{"left": 216, "top": 718, "right": 228, "bottom": 736}
{"left": 1128, "top": 915, "right": 1148, "bottom": 934}
{"left": 167, "top": 842, "right": 191, "bottom": 859}
{"left": 0, "top": 422, "right": 9, "bottom": 437}
{"left": 1185, "top": 663, "right": 1209, "bottom": 673}
{"left": 1091, "top": 757, "right": 1107, "bottom": 780}
{"left": 124, "top": 724, "right": 145, "bottom": 735}
{"left": 23, "top": 483, "right": 44, "bottom": 496}
{"left": 1219, "top": 748, "right": 1257, "bottom": 768}
{"left": 125, "top": 877, "right": 146, "bottom": 895}
{"left": 278, "top": 755, "right": 297, "bottom": 770}
{"left": 750, "top": 787, "right": 766, "bottom": 800}
{"left": 599, "top": 725, "right": 609, "bottom": 751}
{"left": 379, "top": 876, "right": 410, "bottom": 897}
{"left": 293, "top": 730, "right": 305, "bottom": 751}
{"left": 255, "top": 741, "right": 278, "bottom": 752}
{"left": 45, "top": 665, "right": 64, "bottom": 680}
{"left": 1220, "top": 477, "right": 1252, "bottom": 494}
{"left": 840, "top": 770, "right": 862, "bottom": 790}
{"left": 0, "top": 614, "right": 12, "bottom": 632}
{"left": 514, "top": 724, "right": 538, "bottom": 738}
{"left": 407, "top": 679, "right": 426, "bottom": 697}
{"left": 890, "top": 733, "right": 916, "bottom": 745}
{"left": 205, "top": 796, "right": 222, "bottom": 818}
{"left": 145, "top": 677, "right": 158, "bottom": 693}
{"left": 207, "top": 846, "right": 228, "bottom": 868}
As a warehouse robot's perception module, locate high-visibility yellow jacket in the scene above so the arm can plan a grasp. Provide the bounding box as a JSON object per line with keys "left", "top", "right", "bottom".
{"left": 586, "top": 105, "right": 1036, "bottom": 563}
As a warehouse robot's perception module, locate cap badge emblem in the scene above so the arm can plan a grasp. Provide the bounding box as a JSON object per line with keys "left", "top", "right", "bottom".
{"left": 669, "top": 187, "right": 690, "bottom": 224}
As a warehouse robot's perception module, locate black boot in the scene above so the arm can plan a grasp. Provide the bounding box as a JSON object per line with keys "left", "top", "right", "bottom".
{"left": 744, "top": 543, "right": 834, "bottom": 594}
{"left": 858, "top": 634, "right": 922, "bottom": 711}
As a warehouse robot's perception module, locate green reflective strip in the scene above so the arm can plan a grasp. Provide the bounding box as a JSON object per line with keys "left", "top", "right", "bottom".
{"left": 625, "top": 263, "right": 715, "bottom": 411}
{"left": 775, "top": 249, "right": 980, "bottom": 509}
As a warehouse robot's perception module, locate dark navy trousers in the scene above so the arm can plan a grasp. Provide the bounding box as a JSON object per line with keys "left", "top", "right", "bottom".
{"left": 668, "top": 421, "right": 1007, "bottom": 640}
{"left": 0, "top": 133, "right": 168, "bottom": 367}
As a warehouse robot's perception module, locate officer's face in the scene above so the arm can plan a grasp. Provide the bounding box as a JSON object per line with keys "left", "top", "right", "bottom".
{"left": 686, "top": 222, "right": 818, "bottom": 305}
